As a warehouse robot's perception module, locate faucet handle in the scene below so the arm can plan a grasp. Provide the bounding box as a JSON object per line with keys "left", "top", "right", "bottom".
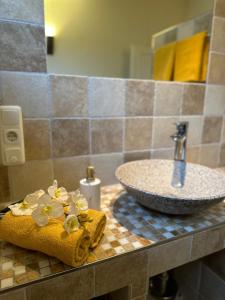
{"left": 174, "top": 121, "right": 189, "bottom": 136}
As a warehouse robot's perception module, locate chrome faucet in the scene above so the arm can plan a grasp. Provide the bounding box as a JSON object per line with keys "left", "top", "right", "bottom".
{"left": 171, "top": 122, "right": 188, "bottom": 161}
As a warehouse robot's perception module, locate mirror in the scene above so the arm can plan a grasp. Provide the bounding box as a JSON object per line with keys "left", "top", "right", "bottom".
{"left": 44, "top": 0, "right": 213, "bottom": 82}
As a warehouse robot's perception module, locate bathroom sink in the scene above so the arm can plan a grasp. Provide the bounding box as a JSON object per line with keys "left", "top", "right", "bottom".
{"left": 115, "top": 159, "right": 225, "bottom": 215}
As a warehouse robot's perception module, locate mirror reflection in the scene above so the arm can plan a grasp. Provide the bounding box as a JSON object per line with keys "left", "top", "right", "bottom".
{"left": 44, "top": 0, "right": 213, "bottom": 82}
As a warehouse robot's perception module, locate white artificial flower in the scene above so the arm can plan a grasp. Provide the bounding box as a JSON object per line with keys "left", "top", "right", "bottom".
{"left": 68, "top": 190, "right": 88, "bottom": 216}
{"left": 9, "top": 203, "right": 34, "bottom": 216}
{"left": 24, "top": 189, "right": 45, "bottom": 205}
{"left": 48, "top": 180, "right": 69, "bottom": 204}
{"left": 9, "top": 189, "right": 45, "bottom": 216}
{"left": 32, "top": 194, "right": 64, "bottom": 226}
{"left": 64, "top": 214, "right": 80, "bottom": 234}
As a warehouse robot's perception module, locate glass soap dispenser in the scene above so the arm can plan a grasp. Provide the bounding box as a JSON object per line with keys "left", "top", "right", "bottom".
{"left": 79, "top": 166, "right": 101, "bottom": 210}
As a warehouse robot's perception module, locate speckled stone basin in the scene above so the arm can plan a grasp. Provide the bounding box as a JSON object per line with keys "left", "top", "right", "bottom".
{"left": 115, "top": 159, "right": 225, "bottom": 215}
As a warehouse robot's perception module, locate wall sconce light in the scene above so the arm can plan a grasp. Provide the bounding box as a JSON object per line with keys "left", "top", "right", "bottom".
{"left": 45, "top": 25, "right": 56, "bottom": 55}
{"left": 47, "top": 36, "right": 54, "bottom": 55}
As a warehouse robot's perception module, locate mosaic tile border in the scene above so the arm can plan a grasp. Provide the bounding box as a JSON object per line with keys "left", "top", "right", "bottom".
{"left": 1, "top": 184, "right": 225, "bottom": 292}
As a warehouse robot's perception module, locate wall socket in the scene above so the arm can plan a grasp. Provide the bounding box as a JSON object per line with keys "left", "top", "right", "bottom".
{"left": 0, "top": 106, "right": 25, "bottom": 166}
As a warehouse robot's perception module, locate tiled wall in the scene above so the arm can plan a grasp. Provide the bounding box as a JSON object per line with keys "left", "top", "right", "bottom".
{"left": 0, "top": 0, "right": 225, "bottom": 203}
{"left": 152, "top": 12, "right": 212, "bottom": 50}
{"left": 0, "top": 0, "right": 46, "bottom": 72}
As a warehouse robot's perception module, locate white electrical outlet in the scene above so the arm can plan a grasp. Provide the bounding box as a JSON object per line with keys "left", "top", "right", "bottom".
{"left": 0, "top": 106, "right": 25, "bottom": 166}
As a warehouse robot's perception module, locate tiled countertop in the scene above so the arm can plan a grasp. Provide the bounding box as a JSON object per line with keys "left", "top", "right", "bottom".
{"left": 1, "top": 182, "right": 225, "bottom": 293}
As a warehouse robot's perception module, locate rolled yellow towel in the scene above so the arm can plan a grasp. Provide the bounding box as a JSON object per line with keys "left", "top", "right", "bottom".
{"left": 0, "top": 212, "right": 90, "bottom": 267}
{"left": 84, "top": 209, "right": 106, "bottom": 249}
{"left": 63, "top": 207, "right": 107, "bottom": 249}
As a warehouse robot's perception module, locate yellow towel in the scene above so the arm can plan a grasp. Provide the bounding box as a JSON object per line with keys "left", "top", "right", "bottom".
{"left": 153, "top": 42, "right": 176, "bottom": 81}
{"left": 200, "top": 37, "right": 210, "bottom": 82}
{"left": 0, "top": 212, "right": 90, "bottom": 267}
{"left": 174, "top": 32, "right": 207, "bottom": 82}
{"left": 85, "top": 209, "right": 107, "bottom": 248}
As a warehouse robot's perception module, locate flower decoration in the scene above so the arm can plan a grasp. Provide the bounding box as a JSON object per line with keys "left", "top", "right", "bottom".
{"left": 68, "top": 190, "right": 88, "bottom": 216}
{"left": 9, "top": 190, "right": 45, "bottom": 216}
{"left": 48, "top": 180, "right": 69, "bottom": 204}
{"left": 32, "top": 194, "right": 64, "bottom": 226}
{"left": 8, "top": 181, "right": 92, "bottom": 234}
{"left": 64, "top": 214, "right": 80, "bottom": 234}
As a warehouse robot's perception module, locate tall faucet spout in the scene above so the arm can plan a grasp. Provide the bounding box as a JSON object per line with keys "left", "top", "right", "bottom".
{"left": 171, "top": 122, "right": 188, "bottom": 162}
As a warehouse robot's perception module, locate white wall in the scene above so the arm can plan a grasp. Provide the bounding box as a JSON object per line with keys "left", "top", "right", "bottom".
{"left": 44, "top": 0, "right": 212, "bottom": 78}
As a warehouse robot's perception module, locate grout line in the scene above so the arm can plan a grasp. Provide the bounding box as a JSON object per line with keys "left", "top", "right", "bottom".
{"left": 47, "top": 75, "right": 53, "bottom": 161}
{"left": 0, "top": 17, "right": 44, "bottom": 27}
{"left": 89, "top": 118, "right": 92, "bottom": 155}
{"left": 20, "top": 115, "right": 210, "bottom": 120}
{"left": 210, "top": 50, "right": 225, "bottom": 56}
{"left": 122, "top": 117, "right": 126, "bottom": 154}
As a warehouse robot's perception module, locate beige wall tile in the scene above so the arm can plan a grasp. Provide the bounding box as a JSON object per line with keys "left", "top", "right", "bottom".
{"left": 24, "top": 119, "right": 51, "bottom": 160}
{"left": 199, "top": 144, "right": 220, "bottom": 168}
{"left": 26, "top": 267, "right": 94, "bottom": 300}
{"left": 124, "top": 151, "right": 150, "bottom": 163}
{"left": 182, "top": 85, "right": 205, "bottom": 115}
{"left": 148, "top": 237, "right": 192, "bottom": 277}
{"left": 0, "top": 21, "right": 46, "bottom": 72}
{"left": 0, "top": 72, "right": 49, "bottom": 117}
{"left": 215, "top": 0, "right": 225, "bottom": 18}
{"left": 50, "top": 75, "right": 88, "bottom": 117}
{"left": 91, "top": 119, "right": 123, "bottom": 154}
{"left": 154, "top": 82, "right": 183, "bottom": 116}
{"left": 202, "top": 116, "right": 223, "bottom": 144}
{"left": 194, "top": 13, "right": 212, "bottom": 34}
{"left": 8, "top": 160, "right": 54, "bottom": 201}
{"left": 95, "top": 252, "right": 148, "bottom": 298}
{"left": 180, "top": 116, "right": 203, "bottom": 146}
{"left": 52, "top": 119, "right": 89, "bottom": 157}
{"left": 191, "top": 226, "right": 225, "bottom": 261}
{"left": 125, "top": 80, "right": 154, "bottom": 116}
{"left": 90, "top": 153, "right": 123, "bottom": 185}
{"left": 152, "top": 117, "right": 179, "bottom": 149}
{"left": 186, "top": 146, "right": 200, "bottom": 164}
{"left": 0, "top": 288, "right": 26, "bottom": 300}
{"left": 125, "top": 118, "right": 152, "bottom": 151}
{"left": 89, "top": 77, "right": 125, "bottom": 117}
{"left": 53, "top": 156, "right": 89, "bottom": 191}
{"left": 204, "top": 85, "right": 225, "bottom": 116}
{"left": 208, "top": 53, "right": 225, "bottom": 85}
{"left": 0, "top": 166, "right": 10, "bottom": 206}
{"left": 0, "top": 0, "right": 44, "bottom": 24}
{"left": 211, "top": 17, "right": 225, "bottom": 53}
{"left": 150, "top": 148, "right": 174, "bottom": 160}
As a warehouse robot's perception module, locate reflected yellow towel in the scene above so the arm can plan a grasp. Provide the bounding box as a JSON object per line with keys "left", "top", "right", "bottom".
{"left": 153, "top": 42, "right": 176, "bottom": 81}
{"left": 174, "top": 32, "right": 207, "bottom": 82}
{"left": 86, "top": 209, "right": 107, "bottom": 248}
{"left": 0, "top": 212, "right": 90, "bottom": 267}
{"left": 200, "top": 37, "right": 210, "bottom": 82}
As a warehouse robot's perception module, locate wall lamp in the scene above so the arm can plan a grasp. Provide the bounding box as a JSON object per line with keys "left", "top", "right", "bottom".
{"left": 45, "top": 25, "right": 55, "bottom": 55}
{"left": 47, "top": 36, "right": 54, "bottom": 55}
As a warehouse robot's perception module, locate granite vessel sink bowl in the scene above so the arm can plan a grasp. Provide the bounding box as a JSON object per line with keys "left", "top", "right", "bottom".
{"left": 115, "top": 159, "right": 225, "bottom": 215}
